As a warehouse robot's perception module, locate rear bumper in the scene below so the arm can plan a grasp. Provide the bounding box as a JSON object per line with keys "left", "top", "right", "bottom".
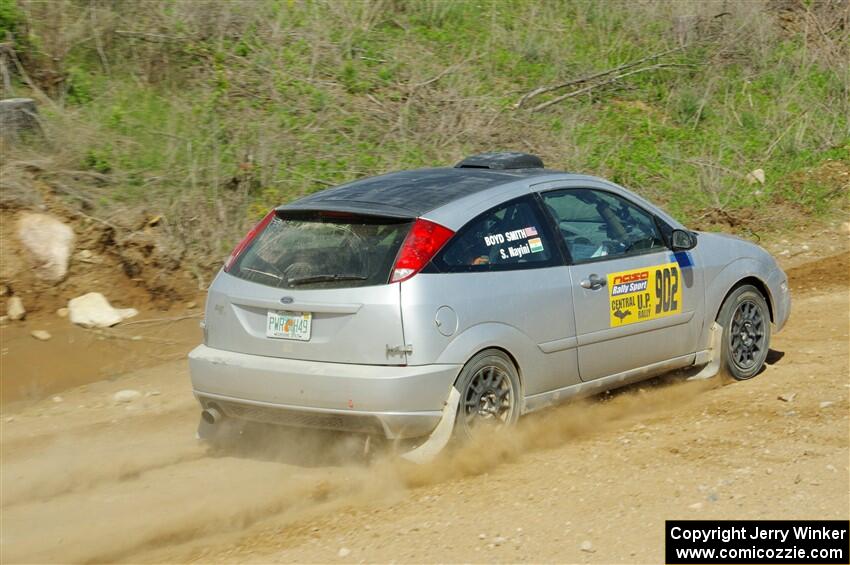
{"left": 188, "top": 345, "right": 461, "bottom": 439}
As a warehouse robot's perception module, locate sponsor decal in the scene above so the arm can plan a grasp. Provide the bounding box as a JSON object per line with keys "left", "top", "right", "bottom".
{"left": 528, "top": 237, "right": 544, "bottom": 253}
{"left": 607, "top": 262, "right": 682, "bottom": 327}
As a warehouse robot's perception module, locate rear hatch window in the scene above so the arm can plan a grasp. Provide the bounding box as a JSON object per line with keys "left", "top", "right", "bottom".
{"left": 230, "top": 212, "right": 412, "bottom": 290}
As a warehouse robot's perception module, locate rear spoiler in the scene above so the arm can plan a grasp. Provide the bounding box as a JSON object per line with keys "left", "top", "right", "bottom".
{"left": 278, "top": 200, "right": 416, "bottom": 220}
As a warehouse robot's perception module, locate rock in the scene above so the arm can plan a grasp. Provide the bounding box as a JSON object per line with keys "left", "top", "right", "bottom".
{"left": 16, "top": 212, "right": 75, "bottom": 283}
{"left": 31, "top": 330, "right": 51, "bottom": 341}
{"left": 337, "top": 547, "right": 351, "bottom": 558}
{"left": 479, "top": 533, "right": 487, "bottom": 540}
{"left": 7, "top": 296, "right": 25, "bottom": 320}
{"left": 777, "top": 393, "right": 796, "bottom": 402}
{"left": 689, "top": 502, "right": 704, "bottom": 510}
{"left": 0, "top": 98, "right": 41, "bottom": 140}
{"left": 841, "top": 221, "right": 850, "bottom": 235}
{"left": 146, "top": 390, "right": 161, "bottom": 397}
{"left": 186, "top": 301, "right": 198, "bottom": 309}
{"left": 779, "top": 249, "right": 791, "bottom": 256}
{"left": 68, "top": 292, "right": 138, "bottom": 328}
{"left": 493, "top": 536, "right": 507, "bottom": 546}
{"left": 580, "top": 540, "right": 595, "bottom": 553}
{"left": 51, "top": 395, "right": 63, "bottom": 403}
{"left": 76, "top": 249, "right": 98, "bottom": 264}
{"left": 56, "top": 307, "right": 69, "bottom": 318}
{"left": 0, "top": 285, "right": 7, "bottom": 296}
{"left": 819, "top": 401, "right": 834, "bottom": 409}
{"left": 112, "top": 389, "right": 141, "bottom": 403}
{"left": 746, "top": 169, "right": 766, "bottom": 185}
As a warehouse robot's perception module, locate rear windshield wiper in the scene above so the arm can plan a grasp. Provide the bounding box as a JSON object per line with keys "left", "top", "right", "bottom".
{"left": 287, "top": 274, "right": 368, "bottom": 286}
{"left": 241, "top": 267, "right": 285, "bottom": 281}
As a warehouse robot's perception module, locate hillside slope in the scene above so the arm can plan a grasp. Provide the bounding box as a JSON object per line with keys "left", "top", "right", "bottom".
{"left": 1, "top": 0, "right": 848, "bottom": 282}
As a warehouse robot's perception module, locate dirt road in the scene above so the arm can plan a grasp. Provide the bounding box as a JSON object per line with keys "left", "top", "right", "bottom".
{"left": 1, "top": 246, "right": 848, "bottom": 563}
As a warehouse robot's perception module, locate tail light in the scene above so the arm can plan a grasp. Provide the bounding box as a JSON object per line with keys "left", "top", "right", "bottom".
{"left": 391, "top": 218, "right": 454, "bottom": 283}
{"left": 223, "top": 209, "right": 276, "bottom": 272}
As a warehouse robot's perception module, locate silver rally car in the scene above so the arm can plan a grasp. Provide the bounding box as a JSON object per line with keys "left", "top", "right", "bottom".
{"left": 189, "top": 152, "right": 790, "bottom": 452}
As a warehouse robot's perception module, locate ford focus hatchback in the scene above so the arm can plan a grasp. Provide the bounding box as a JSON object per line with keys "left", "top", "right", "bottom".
{"left": 189, "top": 152, "right": 790, "bottom": 449}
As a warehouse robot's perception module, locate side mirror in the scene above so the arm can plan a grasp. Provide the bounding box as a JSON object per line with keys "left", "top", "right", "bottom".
{"left": 671, "top": 229, "right": 697, "bottom": 251}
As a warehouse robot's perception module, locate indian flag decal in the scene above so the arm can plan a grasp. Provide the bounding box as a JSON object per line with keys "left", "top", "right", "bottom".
{"left": 528, "top": 237, "right": 544, "bottom": 253}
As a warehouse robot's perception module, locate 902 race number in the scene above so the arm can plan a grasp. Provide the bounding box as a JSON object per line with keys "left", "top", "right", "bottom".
{"left": 655, "top": 266, "right": 679, "bottom": 315}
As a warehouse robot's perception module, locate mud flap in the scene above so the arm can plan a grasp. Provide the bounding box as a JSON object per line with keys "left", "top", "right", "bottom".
{"left": 688, "top": 322, "right": 723, "bottom": 380}
{"left": 401, "top": 387, "right": 460, "bottom": 464}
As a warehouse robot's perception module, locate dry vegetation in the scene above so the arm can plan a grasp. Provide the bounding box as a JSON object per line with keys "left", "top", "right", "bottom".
{"left": 1, "top": 0, "right": 848, "bottom": 283}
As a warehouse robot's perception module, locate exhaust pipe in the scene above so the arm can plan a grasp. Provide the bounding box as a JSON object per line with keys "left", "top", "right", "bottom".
{"left": 201, "top": 406, "right": 222, "bottom": 425}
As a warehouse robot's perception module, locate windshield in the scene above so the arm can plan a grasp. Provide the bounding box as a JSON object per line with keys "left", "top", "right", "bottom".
{"left": 230, "top": 212, "right": 412, "bottom": 289}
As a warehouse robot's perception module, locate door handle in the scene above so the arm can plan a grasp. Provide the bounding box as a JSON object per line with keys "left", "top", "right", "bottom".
{"left": 580, "top": 274, "right": 606, "bottom": 290}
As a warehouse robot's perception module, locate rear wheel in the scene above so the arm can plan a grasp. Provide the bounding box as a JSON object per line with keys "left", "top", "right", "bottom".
{"left": 454, "top": 349, "right": 521, "bottom": 440}
{"left": 718, "top": 285, "right": 771, "bottom": 380}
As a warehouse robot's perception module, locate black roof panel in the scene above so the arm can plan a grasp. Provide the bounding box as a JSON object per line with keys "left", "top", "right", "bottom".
{"left": 280, "top": 167, "right": 550, "bottom": 218}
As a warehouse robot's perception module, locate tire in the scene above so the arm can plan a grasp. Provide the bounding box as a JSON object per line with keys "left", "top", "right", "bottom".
{"left": 717, "top": 285, "right": 771, "bottom": 380}
{"left": 453, "top": 349, "right": 521, "bottom": 440}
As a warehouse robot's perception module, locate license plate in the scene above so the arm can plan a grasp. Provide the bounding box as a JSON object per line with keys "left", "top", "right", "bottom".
{"left": 266, "top": 310, "right": 312, "bottom": 341}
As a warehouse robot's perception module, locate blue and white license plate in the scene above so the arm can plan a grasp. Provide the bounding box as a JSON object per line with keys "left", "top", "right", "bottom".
{"left": 266, "top": 310, "right": 312, "bottom": 341}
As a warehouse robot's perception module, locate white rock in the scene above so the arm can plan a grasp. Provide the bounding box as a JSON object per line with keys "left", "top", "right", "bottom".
{"left": 746, "top": 168, "right": 766, "bottom": 185}
{"left": 779, "top": 249, "right": 791, "bottom": 256}
{"left": 337, "top": 547, "right": 351, "bottom": 558}
{"left": 56, "top": 307, "right": 69, "bottom": 318}
{"left": 112, "top": 389, "right": 141, "bottom": 403}
{"left": 689, "top": 502, "right": 704, "bottom": 510}
{"left": 31, "top": 330, "right": 51, "bottom": 341}
{"left": 819, "top": 401, "right": 834, "bottom": 409}
{"left": 580, "top": 540, "right": 595, "bottom": 553}
{"left": 68, "top": 292, "right": 138, "bottom": 328}
{"left": 777, "top": 393, "right": 797, "bottom": 403}
{"left": 7, "top": 296, "right": 25, "bottom": 320}
{"left": 51, "top": 395, "right": 63, "bottom": 403}
{"left": 16, "top": 212, "right": 75, "bottom": 282}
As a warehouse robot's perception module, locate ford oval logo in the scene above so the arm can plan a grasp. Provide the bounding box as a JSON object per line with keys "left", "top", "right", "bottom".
{"left": 280, "top": 296, "right": 294, "bottom": 305}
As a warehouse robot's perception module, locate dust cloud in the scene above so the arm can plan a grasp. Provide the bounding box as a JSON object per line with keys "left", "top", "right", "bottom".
{"left": 1, "top": 373, "right": 718, "bottom": 563}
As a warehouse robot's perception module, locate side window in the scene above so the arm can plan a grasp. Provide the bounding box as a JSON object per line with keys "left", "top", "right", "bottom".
{"left": 434, "top": 196, "right": 557, "bottom": 271}
{"left": 541, "top": 189, "right": 665, "bottom": 263}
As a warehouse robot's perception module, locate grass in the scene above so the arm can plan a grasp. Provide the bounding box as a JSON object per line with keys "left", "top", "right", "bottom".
{"left": 1, "top": 0, "right": 847, "bottom": 274}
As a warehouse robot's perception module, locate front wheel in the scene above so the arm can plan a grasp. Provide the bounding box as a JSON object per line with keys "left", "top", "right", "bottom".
{"left": 718, "top": 285, "right": 771, "bottom": 380}
{"left": 453, "top": 349, "right": 521, "bottom": 440}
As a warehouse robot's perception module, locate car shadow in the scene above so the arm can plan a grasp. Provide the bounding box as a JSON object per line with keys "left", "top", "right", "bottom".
{"left": 765, "top": 349, "right": 785, "bottom": 365}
